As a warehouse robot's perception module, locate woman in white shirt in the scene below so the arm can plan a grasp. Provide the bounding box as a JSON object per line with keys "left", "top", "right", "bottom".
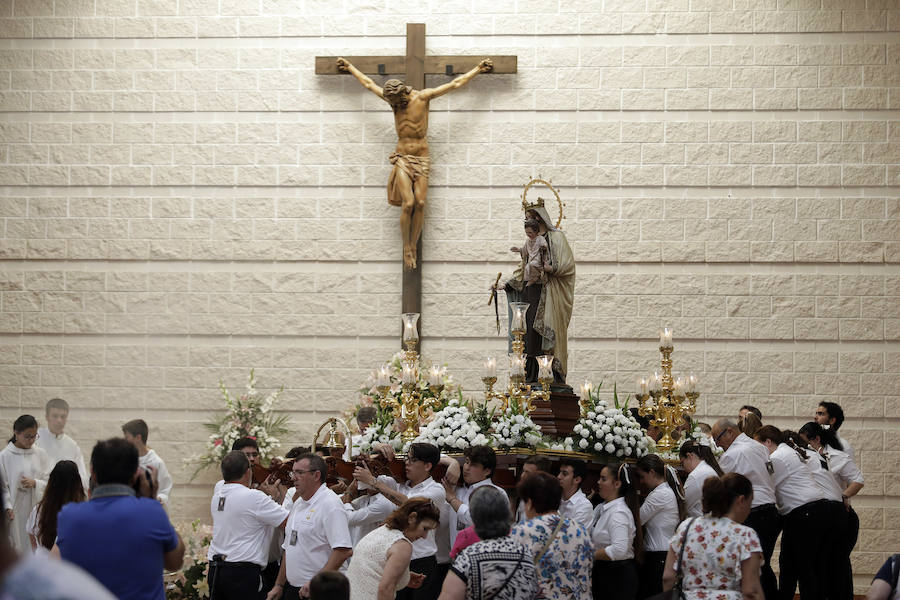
{"left": 798, "top": 422, "right": 864, "bottom": 600}
{"left": 679, "top": 440, "right": 724, "bottom": 518}
{"left": 636, "top": 454, "right": 687, "bottom": 599}
{"left": 591, "top": 463, "right": 641, "bottom": 600}
{"left": 755, "top": 425, "right": 829, "bottom": 600}
{"left": 0, "top": 415, "right": 51, "bottom": 553}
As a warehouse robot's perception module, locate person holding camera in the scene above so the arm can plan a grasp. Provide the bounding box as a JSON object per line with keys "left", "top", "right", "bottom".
{"left": 55, "top": 438, "right": 184, "bottom": 600}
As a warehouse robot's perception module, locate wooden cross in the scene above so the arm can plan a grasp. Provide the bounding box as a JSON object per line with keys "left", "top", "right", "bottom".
{"left": 316, "top": 23, "right": 517, "bottom": 345}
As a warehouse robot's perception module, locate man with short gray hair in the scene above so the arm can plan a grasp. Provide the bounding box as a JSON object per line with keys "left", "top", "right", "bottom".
{"left": 711, "top": 418, "right": 779, "bottom": 600}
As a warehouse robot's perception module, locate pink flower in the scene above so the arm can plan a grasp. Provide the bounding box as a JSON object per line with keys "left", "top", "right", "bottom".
{"left": 248, "top": 436, "right": 257, "bottom": 440}
{"left": 213, "top": 439, "right": 223, "bottom": 446}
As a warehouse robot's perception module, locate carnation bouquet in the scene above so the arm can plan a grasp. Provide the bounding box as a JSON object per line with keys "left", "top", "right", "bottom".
{"left": 491, "top": 395, "right": 542, "bottom": 450}
{"left": 413, "top": 399, "right": 490, "bottom": 452}
{"left": 558, "top": 384, "right": 651, "bottom": 458}
{"left": 166, "top": 520, "right": 212, "bottom": 599}
{"left": 189, "top": 370, "right": 289, "bottom": 478}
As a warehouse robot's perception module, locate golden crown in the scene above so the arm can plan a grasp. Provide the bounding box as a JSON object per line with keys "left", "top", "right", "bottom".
{"left": 520, "top": 177, "right": 564, "bottom": 229}
{"left": 521, "top": 195, "right": 545, "bottom": 211}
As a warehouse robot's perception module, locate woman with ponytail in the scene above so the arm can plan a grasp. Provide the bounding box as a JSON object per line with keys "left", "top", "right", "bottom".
{"left": 591, "top": 463, "right": 642, "bottom": 600}
{"left": 635, "top": 455, "right": 686, "bottom": 599}
{"left": 662, "top": 473, "right": 763, "bottom": 600}
{"left": 754, "top": 425, "right": 829, "bottom": 600}
{"left": 0, "top": 415, "right": 51, "bottom": 553}
{"left": 799, "top": 421, "right": 864, "bottom": 600}
{"left": 679, "top": 440, "right": 723, "bottom": 518}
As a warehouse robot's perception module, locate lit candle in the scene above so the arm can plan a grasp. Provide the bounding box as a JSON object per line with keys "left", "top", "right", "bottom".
{"left": 651, "top": 371, "right": 663, "bottom": 392}
{"left": 428, "top": 365, "right": 442, "bottom": 387}
{"left": 537, "top": 355, "right": 553, "bottom": 380}
{"left": 638, "top": 377, "right": 648, "bottom": 395}
{"left": 483, "top": 357, "right": 497, "bottom": 378}
{"left": 377, "top": 365, "right": 390, "bottom": 387}
{"left": 401, "top": 312, "right": 419, "bottom": 344}
{"left": 687, "top": 372, "right": 698, "bottom": 393}
{"left": 510, "top": 302, "right": 529, "bottom": 332}
{"left": 580, "top": 380, "right": 592, "bottom": 399}
{"left": 659, "top": 326, "right": 673, "bottom": 350}
{"left": 401, "top": 362, "right": 416, "bottom": 385}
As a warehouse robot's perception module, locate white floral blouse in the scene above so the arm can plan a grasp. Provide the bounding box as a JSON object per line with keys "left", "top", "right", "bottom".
{"left": 670, "top": 516, "right": 762, "bottom": 600}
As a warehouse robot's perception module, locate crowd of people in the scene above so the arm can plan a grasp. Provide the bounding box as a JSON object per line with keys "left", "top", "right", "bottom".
{"left": 0, "top": 398, "right": 884, "bottom": 600}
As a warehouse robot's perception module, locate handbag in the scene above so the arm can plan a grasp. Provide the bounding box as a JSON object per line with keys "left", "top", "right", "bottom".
{"left": 647, "top": 516, "right": 697, "bottom": 600}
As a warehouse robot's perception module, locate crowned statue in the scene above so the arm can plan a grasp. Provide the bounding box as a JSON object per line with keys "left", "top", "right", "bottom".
{"left": 495, "top": 179, "right": 576, "bottom": 386}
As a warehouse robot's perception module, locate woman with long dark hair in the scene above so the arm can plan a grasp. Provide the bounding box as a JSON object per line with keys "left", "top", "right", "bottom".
{"left": 679, "top": 440, "right": 723, "bottom": 518}
{"left": 635, "top": 454, "right": 686, "bottom": 599}
{"left": 0, "top": 415, "right": 51, "bottom": 553}
{"left": 27, "top": 460, "right": 85, "bottom": 554}
{"left": 591, "top": 463, "right": 642, "bottom": 600}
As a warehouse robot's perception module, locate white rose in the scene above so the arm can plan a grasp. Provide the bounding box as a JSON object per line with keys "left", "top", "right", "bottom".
{"left": 605, "top": 433, "right": 614, "bottom": 442}
{"left": 624, "top": 446, "right": 632, "bottom": 456}
{"left": 616, "top": 449, "right": 624, "bottom": 457}
{"left": 605, "top": 443, "right": 615, "bottom": 453}
{"left": 594, "top": 442, "right": 602, "bottom": 451}
{"left": 579, "top": 439, "right": 589, "bottom": 449}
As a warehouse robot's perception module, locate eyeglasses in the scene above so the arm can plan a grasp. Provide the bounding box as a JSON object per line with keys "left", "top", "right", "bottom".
{"left": 405, "top": 457, "right": 422, "bottom": 464}
{"left": 714, "top": 428, "right": 730, "bottom": 444}
{"left": 291, "top": 469, "right": 315, "bottom": 477}
{"left": 20, "top": 433, "right": 39, "bottom": 441}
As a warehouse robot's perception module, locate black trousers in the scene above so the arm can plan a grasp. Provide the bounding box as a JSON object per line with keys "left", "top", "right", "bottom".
{"left": 282, "top": 582, "right": 302, "bottom": 600}
{"left": 834, "top": 506, "right": 859, "bottom": 600}
{"left": 260, "top": 560, "right": 280, "bottom": 596}
{"left": 592, "top": 559, "right": 638, "bottom": 600}
{"left": 638, "top": 551, "right": 668, "bottom": 599}
{"left": 208, "top": 562, "right": 262, "bottom": 600}
{"left": 819, "top": 501, "right": 852, "bottom": 600}
{"left": 744, "top": 503, "right": 781, "bottom": 600}
{"left": 778, "top": 500, "right": 829, "bottom": 600}
{"left": 396, "top": 555, "right": 440, "bottom": 600}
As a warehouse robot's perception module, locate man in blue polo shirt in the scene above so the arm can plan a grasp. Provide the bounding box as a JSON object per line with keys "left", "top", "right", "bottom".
{"left": 56, "top": 438, "right": 185, "bottom": 600}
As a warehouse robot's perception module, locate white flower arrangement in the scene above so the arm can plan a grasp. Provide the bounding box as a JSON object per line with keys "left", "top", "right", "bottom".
{"left": 413, "top": 399, "right": 490, "bottom": 453}
{"left": 491, "top": 396, "right": 543, "bottom": 450}
{"left": 189, "top": 370, "right": 289, "bottom": 479}
{"left": 357, "top": 419, "right": 405, "bottom": 453}
{"left": 563, "top": 391, "right": 651, "bottom": 459}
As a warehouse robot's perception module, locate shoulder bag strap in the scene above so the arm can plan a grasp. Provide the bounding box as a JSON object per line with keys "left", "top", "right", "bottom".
{"left": 533, "top": 515, "right": 566, "bottom": 565}
{"left": 891, "top": 553, "right": 900, "bottom": 593}
{"left": 675, "top": 517, "right": 697, "bottom": 580}
{"left": 484, "top": 547, "right": 527, "bottom": 600}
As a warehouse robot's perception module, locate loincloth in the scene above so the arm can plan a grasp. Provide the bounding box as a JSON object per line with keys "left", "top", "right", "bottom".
{"left": 387, "top": 152, "right": 430, "bottom": 206}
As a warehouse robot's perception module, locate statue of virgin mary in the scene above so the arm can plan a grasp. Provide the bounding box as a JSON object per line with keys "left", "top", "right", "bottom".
{"left": 501, "top": 197, "right": 575, "bottom": 385}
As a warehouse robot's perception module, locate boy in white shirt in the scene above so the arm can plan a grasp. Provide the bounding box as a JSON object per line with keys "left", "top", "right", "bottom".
{"left": 35, "top": 398, "right": 88, "bottom": 489}
{"left": 122, "top": 419, "right": 173, "bottom": 507}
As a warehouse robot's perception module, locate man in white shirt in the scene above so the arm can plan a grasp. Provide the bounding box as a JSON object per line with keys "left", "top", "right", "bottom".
{"left": 35, "top": 398, "right": 88, "bottom": 489}
{"left": 815, "top": 401, "right": 855, "bottom": 461}
{"left": 354, "top": 442, "right": 447, "bottom": 600}
{"left": 557, "top": 458, "right": 593, "bottom": 529}
{"left": 443, "top": 446, "right": 507, "bottom": 541}
{"left": 208, "top": 451, "right": 289, "bottom": 600}
{"left": 122, "top": 419, "right": 173, "bottom": 507}
{"left": 344, "top": 407, "right": 376, "bottom": 461}
{"left": 269, "top": 454, "right": 352, "bottom": 600}
{"left": 712, "top": 418, "right": 780, "bottom": 600}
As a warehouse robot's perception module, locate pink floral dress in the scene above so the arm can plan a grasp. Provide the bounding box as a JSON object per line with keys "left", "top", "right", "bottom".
{"left": 669, "top": 516, "right": 762, "bottom": 600}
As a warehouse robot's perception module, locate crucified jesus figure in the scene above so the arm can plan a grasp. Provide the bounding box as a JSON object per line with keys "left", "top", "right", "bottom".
{"left": 337, "top": 57, "right": 493, "bottom": 269}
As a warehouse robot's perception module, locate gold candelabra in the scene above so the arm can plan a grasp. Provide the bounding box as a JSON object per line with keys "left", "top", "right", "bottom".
{"left": 481, "top": 302, "right": 553, "bottom": 415}
{"left": 634, "top": 327, "right": 699, "bottom": 452}
{"left": 377, "top": 313, "right": 441, "bottom": 443}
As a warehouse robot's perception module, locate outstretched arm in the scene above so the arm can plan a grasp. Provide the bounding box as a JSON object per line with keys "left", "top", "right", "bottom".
{"left": 336, "top": 57, "right": 385, "bottom": 100}
{"left": 420, "top": 58, "right": 493, "bottom": 101}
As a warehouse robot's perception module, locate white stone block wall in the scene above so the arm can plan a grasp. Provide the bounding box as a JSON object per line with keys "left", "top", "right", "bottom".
{"left": 1, "top": 0, "right": 898, "bottom": 584}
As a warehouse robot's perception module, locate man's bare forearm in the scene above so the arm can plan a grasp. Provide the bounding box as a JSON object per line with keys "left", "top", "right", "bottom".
{"left": 374, "top": 478, "right": 408, "bottom": 506}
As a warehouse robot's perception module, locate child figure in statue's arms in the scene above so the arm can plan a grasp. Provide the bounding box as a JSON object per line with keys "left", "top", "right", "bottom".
{"left": 511, "top": 218, "right": 551, "bottom": 286}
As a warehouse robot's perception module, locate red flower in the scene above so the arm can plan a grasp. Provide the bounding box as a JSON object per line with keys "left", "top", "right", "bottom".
{"left": 213, "top": 438, "right": 223, "bottom": 446}
{"left": 248, "top": 436, "right": 257, "bottom": 440}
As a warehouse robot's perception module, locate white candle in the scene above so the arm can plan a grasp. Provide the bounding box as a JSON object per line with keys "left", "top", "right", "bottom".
{"left": 537, "top": 355, "right": 553, "bottom": 380}
{"left": 687, "top": 372, "right": 698, "bottom": 393}
{"left": 639, "top": 377, "right": 648, "bottom": 395}
{"left": 401, "top": 363, "right": 416, "bottom": 385}
{"left": 484, "top": 357, "right": 497, "bottom": 378}
{"left": 581, "top": 380, "right": 592, "bottom": 399}
{"left": 510, "top": 302, "right": 529, "bottom": 332}
{"left": 377, "top": 365, "right": 390, "bottom": 387}
{"left": 401, "top": 312, "right": 419, "bottom": 343}
{"left": 428, "top": 365, "right": 442, "bottom": 386}
{"left": 651, "top": 371, "right": 663, "bottom": 392}
{"left": 660, "top": 326, "right": 673, "bottom": 349}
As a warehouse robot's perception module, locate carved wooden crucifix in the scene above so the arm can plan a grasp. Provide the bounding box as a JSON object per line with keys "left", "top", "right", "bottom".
{"left": 316, "top": 23, "right": 516, "bottom": 344}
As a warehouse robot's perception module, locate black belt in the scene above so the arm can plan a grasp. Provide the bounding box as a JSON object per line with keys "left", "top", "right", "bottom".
{"left": 750, "top": 503, "right": 776, "bottom": 513}
{"left": 210, "top": 557, "right": 260, "bottom": 570}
